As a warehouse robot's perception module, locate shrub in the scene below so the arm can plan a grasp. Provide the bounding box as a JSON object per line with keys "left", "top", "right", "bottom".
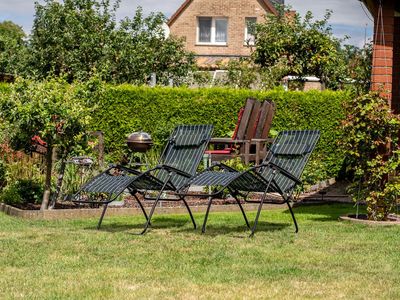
{"left": 0, "top": 83, "right": 10, "bottom": 93}
{"left": 0, "top": 159, "right": 5, "bottom": 189}
{"left": 0, "top": 184, "right": 22, "bottom": 206}
{"left": 341, "top": 92, "right": 400, "bottom": 220}
{"left": 0, "top": 76, "right": 102, "bottom": 209}
{"left": 0, "top": 179, "right": 43, "bottom": 207}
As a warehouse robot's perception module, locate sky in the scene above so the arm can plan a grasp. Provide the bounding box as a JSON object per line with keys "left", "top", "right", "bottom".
{"left": 0, "top": 0, "right": 373, "bottom": 47}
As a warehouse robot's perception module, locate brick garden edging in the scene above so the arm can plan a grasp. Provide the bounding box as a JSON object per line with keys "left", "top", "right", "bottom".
{"left": 339, "top": 214, "right": 400, "bottom": 226}
{"left": 0, "top": 202, "right": 278, "bottom": 221}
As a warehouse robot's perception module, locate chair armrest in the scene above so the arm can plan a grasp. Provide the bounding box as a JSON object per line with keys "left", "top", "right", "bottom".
{"left": 256, "top": 162, "right": 302, "bottom": 185}
{"left": 251, "top": 138, "right": 274, "bottom": 144}
{"left": 155, "top": 165, "right": 192, "bottom": 178}
{"left": 109, "top": 165, "right": 142, "bottom": 175}
{"left": 214, "top": 163, "right": 237, "bottom": 172}
{"left": 199, "top": 162, "right": 237, "bottom": 173}
{"left": 210, "top": 138, "right": 250, "bottom": 144}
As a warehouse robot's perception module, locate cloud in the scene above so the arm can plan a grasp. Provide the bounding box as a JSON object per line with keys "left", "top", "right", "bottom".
{"left": 116, "top": 0, "right": 182, "bottom": 18}
{"left": 286, "top": 0, "right": 373, "bottom": 27}
{"left": 0, "top": 0, "right": 34, "bottom": 13}
{"left": 0, "top": 0, "right": 36, "bottom": 34}
{"left": 286, "top": 0, "right": 373, "bottom": 46}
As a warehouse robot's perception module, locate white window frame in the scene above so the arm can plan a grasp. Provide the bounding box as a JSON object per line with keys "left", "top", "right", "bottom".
{"left": 197, "top": 17, "right": 228, "bottom": 45}
{"left": 244, "top": 17, "right": 257, "bottom": 45}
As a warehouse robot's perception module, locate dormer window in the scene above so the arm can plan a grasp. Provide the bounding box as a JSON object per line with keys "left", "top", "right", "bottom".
{"left": 197, "top": 17, "right": 228, "bottom": 45}
{"left": 245, "top": 17, "right": 257, "bottom": 45}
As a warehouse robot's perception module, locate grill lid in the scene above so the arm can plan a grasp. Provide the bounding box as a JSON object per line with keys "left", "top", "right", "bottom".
{"left": 127, "top": 131, "right": 153, "bottom": 152}
{"left": 127, "top": 131, "right": 152, "bottom": 143}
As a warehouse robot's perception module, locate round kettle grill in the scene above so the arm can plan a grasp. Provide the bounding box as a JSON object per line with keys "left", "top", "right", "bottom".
{"left": 127, "top": 131, "right": 153, "bottom": 153}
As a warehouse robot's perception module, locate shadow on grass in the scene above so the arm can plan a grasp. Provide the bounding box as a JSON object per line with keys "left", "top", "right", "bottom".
{"left": 183, "top": 221, "right": 290, "bottom": 237}
{"left": 83, "top": 213, "right": 291, "bottom": 236}
{"left": 289, "top": 203, "right": 362, "bottom": 222}
{"left": 81, "top": 203, "right": 358, "bottom": 234}
{"left": 85, "top": 215, "right": 195, "bottom": 233}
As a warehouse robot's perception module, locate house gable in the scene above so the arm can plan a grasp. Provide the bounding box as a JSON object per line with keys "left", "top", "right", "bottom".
{"left": 168, "top": 0, "right": 278, "bottom": 27}
{"left": 168, "top": 0, "right": 279, "bottom": 59}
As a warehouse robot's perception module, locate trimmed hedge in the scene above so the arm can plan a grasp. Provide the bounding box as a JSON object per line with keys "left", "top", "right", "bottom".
{"left": 91, "top": 86, "right": 349, "bottom": 181}
{"left": 0, "top": 83, "right": 10, "bottom": 94}
{"left": 0, "top": 83, "right": 349, "bottom": 182}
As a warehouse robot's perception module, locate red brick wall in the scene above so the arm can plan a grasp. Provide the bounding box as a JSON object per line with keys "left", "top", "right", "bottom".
{"left": 169, "top": 0, "right": 274, "bottom": 57}
{"left": 392, "top": 16, "right": 400, "bottom": 113}
{"left": 371, "top": 0, "right": 397, "bottom": 109}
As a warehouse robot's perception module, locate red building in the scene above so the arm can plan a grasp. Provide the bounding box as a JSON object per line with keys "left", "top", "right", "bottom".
{"left": 361, "top": 0, "right": 400, "bottom": 112}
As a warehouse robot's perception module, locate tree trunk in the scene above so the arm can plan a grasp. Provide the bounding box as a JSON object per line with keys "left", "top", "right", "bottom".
{"left": 40, "top": 145, "right": 53, "bottom": 210}
{"left": 49, "top": 152, "right": 67, "bottom": 209}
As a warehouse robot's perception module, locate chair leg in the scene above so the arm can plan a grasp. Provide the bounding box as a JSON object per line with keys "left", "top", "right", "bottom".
{"left": 202, "top": 197, "right": 214, "bottom": 233}
{"left": 249, "top": 171, "right": 277, "bottom": 237}
{"left": 286, "top": 198, "right": 299, "bottom": 233}
{"left": 137, "top": 177, "right": 171, "bottom": 235}
{"left": 249, "top": 192, "right": 266, "bottom": 237}
{"left": 97, "top": 203, "right": 108, "bottom": 230}
{"left": 133, "top": 194, "right": 151, "bottom": 225}
{"left": 181, "top": 197, "right": 197, "bottom": 229}
{"left": 233, "top": 196, "right": 250, "bottom": 228}
{"left": 138, "top": 197, "right": 160, "bottom": 235}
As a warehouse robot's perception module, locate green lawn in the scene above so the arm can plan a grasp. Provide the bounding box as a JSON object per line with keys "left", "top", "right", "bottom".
{"left": 1, "top": 204, "right": 400, "bottom": 299}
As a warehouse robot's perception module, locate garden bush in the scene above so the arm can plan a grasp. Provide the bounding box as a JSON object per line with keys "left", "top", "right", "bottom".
{"left": 0, "top": 83, "right": 10, "bottom": 93}
{"left": 0, "top": 179, "right": 43, "bottom": 207}
{"left": 0, "top": 159, "right": 5, "bottom": 189}
{"left": 341, "top": 92, "right": 400, "bottom": 220}
{"left": 91, "top": 86, "right": 349, "bottom": 182}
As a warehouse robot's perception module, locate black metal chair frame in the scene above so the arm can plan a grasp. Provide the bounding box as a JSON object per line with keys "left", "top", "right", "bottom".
{"left": 189, "top": 162, "right": 301, "bottom": 237}
{"left": 73, "top": 125, "right": 213, "bottom": 234}
{"left": 179, "top": 130, "right": 320, "bottom": 237}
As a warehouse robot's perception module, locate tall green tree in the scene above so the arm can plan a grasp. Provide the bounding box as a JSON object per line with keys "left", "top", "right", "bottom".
{"left": 254, "top": 9, "right": 346, "bottom": 88}
{"left": 28, "top": 0, "right": 195, "bottom": 84}
{"left": 0, "top": 21, "right": 27, "bottom": 75}
{"left": 106, "top": 7, "right": 195, "bottom": 85}
{"left": 29, "top": 0, "right": 118, "bottom": 81}
{"left": 341, "top": 43, "right": 372, "bottom": 94}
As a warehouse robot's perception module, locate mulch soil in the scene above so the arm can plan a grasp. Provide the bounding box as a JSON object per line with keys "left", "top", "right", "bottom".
{"left": 10, "top": 180, "right": 353, "bottom": 211}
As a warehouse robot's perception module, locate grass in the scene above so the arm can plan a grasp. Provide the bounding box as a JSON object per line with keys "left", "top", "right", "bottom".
{"left": 1, "top": 203, "right": 400, "bottom": 299}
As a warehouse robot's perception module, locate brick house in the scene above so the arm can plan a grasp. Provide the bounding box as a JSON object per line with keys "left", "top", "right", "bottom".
{"left": 360, "top": 0, "right": 400, "bottom": 112}
{"left": 168, "top": 0, "right": 283, "bottom": 68}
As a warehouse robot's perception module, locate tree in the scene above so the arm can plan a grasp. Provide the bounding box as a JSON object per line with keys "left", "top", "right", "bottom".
{"left": 106, "top": 7, "right": 196, "bottom": 85}
{"left": 341, "top": 43, "right": 372, "bottom": 94}
{"left": 28, "top": 0, "right": 195, "bottom": 84}
{"left": 29, "top": 0, "right": 117, "bottom": 81}
{"left": 0, "top": 77, "right": 100, "bottom": 209}
{"left": 0, "top": 21, "right": 27, "bottom": 75}
{"left": 253, "top": 9, "right": 347, "bottom": 89}
{"left": 0, "top": 21, "right": 25, "bottom": 41}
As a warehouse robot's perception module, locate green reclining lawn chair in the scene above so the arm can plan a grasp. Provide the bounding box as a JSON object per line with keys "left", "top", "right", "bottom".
{"left": 73, "top": 124, "right": 213, "bottom": 234}
{"left": 181, "top": 130, "right": 320, "bottom": 236}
